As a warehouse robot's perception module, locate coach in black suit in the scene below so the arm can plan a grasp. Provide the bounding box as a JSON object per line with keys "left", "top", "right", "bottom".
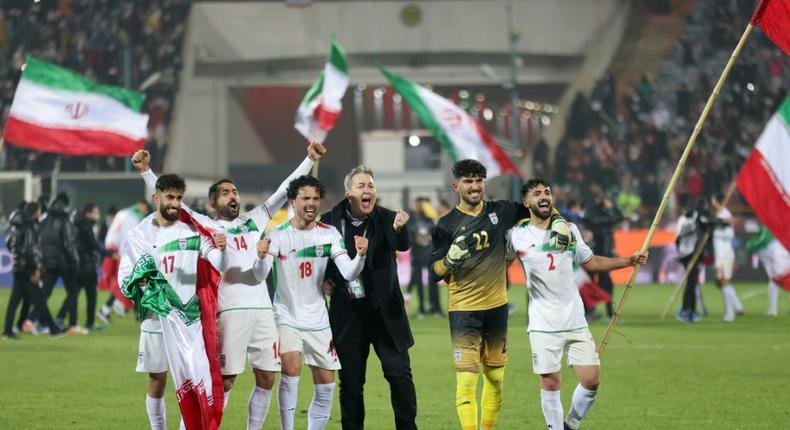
{"left": 322, "top": 166, "right": 418, "bottom": 430}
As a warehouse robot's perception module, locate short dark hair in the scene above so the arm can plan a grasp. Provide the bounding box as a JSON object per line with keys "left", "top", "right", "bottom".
{"left": 82, "top": 203, "right": 97, "bottom": 215}
{"left": 286, "top": 175, "right": 326, "bottom": 200}
{"left": 452, "top": 159, "right": 487, "bottom": 179}
{"left": 521, "top": 178, "right": 552, "bottom": 197}
{"left": 208, "top": 179, "right": 235, "bottom": 203}
{"left": 23, "top": 202, "right": 40, "bottom": 219}
{"left": 156, "top": 174, "right": 186, "bottom": 194}
{"left": 54, "top": 191, "right": 70, "bottom": 206}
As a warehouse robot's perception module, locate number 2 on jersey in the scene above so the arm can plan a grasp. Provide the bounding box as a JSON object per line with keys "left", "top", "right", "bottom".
{"left": 299, "top": 261, "right": 313, "bottom": 278}
{"left": 162, "top": 255, "right": 175, "bottom": 273}
{"left": 233, "top": 236, "right": 248, "bottom": 250}
{"left": 547, "top": 253, "right": 556, "bottom": 271}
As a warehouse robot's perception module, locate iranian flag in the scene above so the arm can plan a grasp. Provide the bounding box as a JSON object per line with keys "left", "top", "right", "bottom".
{"left": 3, "top": 57, "right": 149, "bottom": 156}
{"left": 380, "top": 67, "right": 521, "bottom": 178}
{"left": 751, "top": 0, "right": 790, "bottom": 57}
{"left": 737, "top": 96, "right": 790, "bottom": 252}
{"left": 294, "top": 38, "right": 348, "bottom": 143}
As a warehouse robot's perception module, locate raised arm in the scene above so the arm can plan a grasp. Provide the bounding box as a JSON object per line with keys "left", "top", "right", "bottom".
{"left": 330, "top": 231, "right": 367, "bottom": 281}
{"left": 253, "top": 235, "right": 278, "bottom": 282}
{"left": 261, "top": 142, "right": 326, "bottom": 215}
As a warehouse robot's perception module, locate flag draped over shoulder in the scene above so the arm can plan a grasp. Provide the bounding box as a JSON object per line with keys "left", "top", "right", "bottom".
{"left": 737, "top": 96, "right": 790, "bottom": 252}
{"left": 751, "top": 0, "right": 790, "bottom": 56}
{"left": 379, "top": 66, "right": 521, "bottom": 179}
{"left": 3, "top": 57, "right": 149, "bottom": 156}
{"left": 120, "top": 211, "right": 223, "bottom": 430}
{"left": 294, "top": 37, "right": 349, "bottom": 143}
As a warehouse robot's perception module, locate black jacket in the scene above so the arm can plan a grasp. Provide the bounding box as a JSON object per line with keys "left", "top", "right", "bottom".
{"left": 38, "top": 200, "right": 80, "bottom": 270}
{"left": 8, "top": 210, "right": 42, "bottom": 273}
{"left": 74, "top": 215, "right": 105, "bottom": 274}
{"left": 322, "top": 200, "right": 414, "bottom": 352}
{"left": 584, "top": 204, "right": 624, "bottom": 256}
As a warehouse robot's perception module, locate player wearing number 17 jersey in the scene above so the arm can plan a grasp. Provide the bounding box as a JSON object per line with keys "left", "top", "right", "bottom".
{"left": 508, "top": 179, "right": 647, "bottom": 430}
{"left": 132, "top": 143, "right": 325, "bottom": 429}
{"left": 254, "top": 175, "right": 368, "bottom": 430}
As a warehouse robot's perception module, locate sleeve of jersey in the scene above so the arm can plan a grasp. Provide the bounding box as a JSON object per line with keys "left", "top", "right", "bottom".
{"left": 571, "top": 224, "right": 594, "bottom": 264}
{"left": 430, "top": 222, "right": 452, "bottom": 278}
{"left": 260, "top": 156, "right": 314, "bottom": 218}
{"left": 253, "top": 237, "right": 279, "bottom": 282}
{"left": 199, "top": 233, "right": 225, "bottom": 271}
{"left": 333, "top": 253, "right": 365, "bottom": 281}
{"left": 329, "top": 228, "right": 348, "bottom": 259}
{"left": 140, "top": 169, "right": 157, "bottom": 190}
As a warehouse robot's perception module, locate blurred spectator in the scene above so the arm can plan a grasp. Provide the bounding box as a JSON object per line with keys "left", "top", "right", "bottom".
{"left": 583, "top": 191, "right": 624, "bottom": 319}
{"left": 74, "top": 203, "right": 106, "bottom": 332}
{"left": 407, "top": 197, "right": 441, "bottom": 317}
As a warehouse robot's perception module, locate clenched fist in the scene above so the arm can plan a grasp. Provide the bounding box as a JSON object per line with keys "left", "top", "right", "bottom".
{"left": 307, "top": 141, "right": 327, "bottom": 161}
{"left": 393, "top": 209, "right": 409, "bottom": 231}
{"left": 212, "top": 231, "right": 227, "bottom": 252}
{"left": 257, "top": 237, "right": 271, "bottom": 259}
{"left": 354, "top": 235, "right": 369, "bottom": 257}
{"left": 131, "top": 150, "right": 151, "bottom": 172}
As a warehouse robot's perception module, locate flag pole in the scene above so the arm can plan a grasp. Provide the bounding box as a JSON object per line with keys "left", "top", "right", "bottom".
{"left": 660, "top": 180, "right": 739, "bottom": 318}
{"left": 597, "top": 23, "right": 755, "bottom": 356}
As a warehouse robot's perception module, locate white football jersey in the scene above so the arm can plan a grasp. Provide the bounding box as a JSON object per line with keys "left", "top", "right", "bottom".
{"left": 713, "top": 208, "right": 735, "bottom": 261}
{"left": 508, "top": 222, "right": 593, "bottom": 332}
{"left": 140, "top": 156, "right": 314, "bottom": 312}
{"left": 758, "top": 240, "right": 790, "bottom": 280}
{"left": 118, "top": 214, "right": 222, "bottom": 332}
{"left": 256, "top": 221, "right": 364, "bottom": 331}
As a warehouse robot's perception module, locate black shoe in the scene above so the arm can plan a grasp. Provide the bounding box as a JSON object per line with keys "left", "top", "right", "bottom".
{"left": 2, "top": 332, "right": 20, "bottom": 340}
{"left": 50, "top": 327, "right": 67, "bottom": 339}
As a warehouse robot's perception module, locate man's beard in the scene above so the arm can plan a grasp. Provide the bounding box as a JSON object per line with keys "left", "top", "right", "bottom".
{"left": 160, "top": 206, "right": 180, "bottom": 222}
{"left": 530, "top": 203, "right": 552, "bottom": 220}
{"left": 216, "top": 203, "right": 237, "bottom": 220}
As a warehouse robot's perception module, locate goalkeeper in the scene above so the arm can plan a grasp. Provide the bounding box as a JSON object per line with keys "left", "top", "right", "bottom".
{"left": 430, "top": 160, "right": 569, "bottom": 430}
{"left": 508, "top": 178, "right": 647, "bottom": 430}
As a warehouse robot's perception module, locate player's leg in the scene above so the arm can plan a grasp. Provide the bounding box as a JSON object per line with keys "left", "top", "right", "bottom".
{"left": 721, "top": 261, "right": 742, "bottom": 315}
{"left": 767, "top": 280, "right": 779, "bottom": 316}
{"left": 303, "top": 327, "right": 341, "bottom": 430}
{"left": 679, "top": 260, "right": 700, "bottom": 322}
{"left": 450, "top": 310, "right": 484, "bottom": 430}
{"left": 278, "top": 325, "right": 305, "bottom": 430}
{"left": 147, "top": 372, "right": 168, "bottom": 430}
{"left": 565, "top": 329, "right": 601, "bottom": 430}
{"left": 715, "top": 263, "right": 734, "bottom": 321}
{"left": 480, "top": 304, "right": 509, "bottom": 430}
{"left": 138, "top": 329, "right": 169, "bottom": 430}
{"left": 245, "top": 310, "right": 281, "bottom": 429}
{"left": 217, "top": 309, "right": 254, "bottom": 412}
{"left": 82, "top": 272, "right": 98, "bottom": 330}
{"left": 529, "top": 331, "right": 565, "bottom": 430}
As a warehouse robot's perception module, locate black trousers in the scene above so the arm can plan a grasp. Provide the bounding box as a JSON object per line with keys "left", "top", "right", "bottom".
{"left": 598, "top": 271, "right": 614, "bottom": 317}
{"left": 59, "top": 272, "right": 97, "bottom": 328}
{"left": 410, "top": 257, "right": 441, "bottom": 315}
{"left": 680, "top": 255, "right": 701, "bottom": 312}
{"left": 4, "top": 271, "right": 59, "bottom": 335}
{"left": 38, "top": 269, "right": 79, "bottom": 327}
{"left": 336, "top": 303, "right": 417, "bottom": 430}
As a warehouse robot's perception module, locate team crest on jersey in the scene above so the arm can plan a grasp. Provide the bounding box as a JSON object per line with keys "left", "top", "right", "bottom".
{"left": 489, "top": 212, "right": 499, "bottom": 225}
{"left": 178, "top": 238, "right": 188, "bottom": 250}
{"left": 315, "top": 246, "right": 324, "bottom": 257}
{"left": 240, "top": 225, "right": 249, "bottom": 233}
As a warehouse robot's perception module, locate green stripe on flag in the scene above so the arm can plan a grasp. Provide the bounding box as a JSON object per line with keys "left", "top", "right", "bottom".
{"left": 778, "top": 96, "right": 790, "bottom": 129}
{"left": 23, "top": 56, "right": 145, "bottom": 111}
{"left": 329, "top": 37, "right": 348, "bottom": 74}
{"left": 378, "top": 65, "right": 459, "bottom": 161}
{"left": 120, "top": 254, "right": 201, "bottom": 325}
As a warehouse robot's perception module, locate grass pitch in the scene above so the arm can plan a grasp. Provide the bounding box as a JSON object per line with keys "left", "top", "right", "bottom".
{"left": 1, "top": 282, "right": 788, "bottom": 429}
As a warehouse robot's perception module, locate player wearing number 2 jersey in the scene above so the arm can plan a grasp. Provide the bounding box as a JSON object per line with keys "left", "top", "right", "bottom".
{"left": 253, "top": 175, "right": 367, "bottom": 430}
{"left": 131, "top": 143, "right": 325, "bottom": 429}
{"left": 508, "top": 178, "right": 647, "bottom": 430}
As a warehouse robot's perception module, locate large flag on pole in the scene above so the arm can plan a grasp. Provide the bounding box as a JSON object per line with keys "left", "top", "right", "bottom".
{"left": 751, "top": 0, "right": 790, "bottom": 56}
{"left": 737, "top": 96, "right": 790, "bottom": 252}
{"left": 379, "top": 66, "right": 521, "bottom": 178}
{"left": 294, "top": 37, "right": 348, "bottom": 143}
{"left": 3, "top": 57, "right": 149, "bottom": 156}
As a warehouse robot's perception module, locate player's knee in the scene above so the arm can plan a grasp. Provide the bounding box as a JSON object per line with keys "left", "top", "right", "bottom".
{"left": 148, "top": 372, "right": 167, "bottom": 397}
{"left": 581, "top": 376, "right": 600, "bottom": 391}
{"left": 222, "top": 375, "right": 236, "bottom": 392}
{"left": 540, "top": 373, "right": 561, "bottom": 391}
{"left": 253, "top": 369, "right": 275, "bottom": 389}
{"left": 482, "top": 365, "right": 505, "bottom": 388}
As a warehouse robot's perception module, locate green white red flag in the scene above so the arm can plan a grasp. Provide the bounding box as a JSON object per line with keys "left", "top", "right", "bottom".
{"left": 294, "top": 38, "right": 348, "bottom": 143}
{"left": 3, "top": 57, "right": 149, "bottom": 156}
{"left": 379, "top": 66, "right": 521, "bottom": 178}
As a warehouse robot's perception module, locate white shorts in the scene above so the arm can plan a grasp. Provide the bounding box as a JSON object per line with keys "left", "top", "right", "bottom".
{"left": 528, "top": 329, "right": 600, "bottom": 374}
{"left": 715, "top": 258, "right": 734, "bottom": 280}
{"left": 218, "top": 309, "right": 281, "bottom": 375}
{"left": 278, "top": 325, "right": 341, "bottom": 371}
{"left": 136, "top": 330, "right": 167, "bottom": 373}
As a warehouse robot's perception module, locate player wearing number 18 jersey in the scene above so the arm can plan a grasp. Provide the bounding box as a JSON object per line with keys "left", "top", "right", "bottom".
{"left": 254, "top": 175, "right": 367, "bottom": 430}
{"left": 508, "top": 179, "right": 647, "bottom": 430}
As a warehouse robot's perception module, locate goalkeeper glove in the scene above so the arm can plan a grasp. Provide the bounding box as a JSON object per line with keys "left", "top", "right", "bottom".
{"left": 444, "top": 235, "right": 472, "bottom": 271}
{"left": 549, "top": 217, "right": 572, "bottom": 251}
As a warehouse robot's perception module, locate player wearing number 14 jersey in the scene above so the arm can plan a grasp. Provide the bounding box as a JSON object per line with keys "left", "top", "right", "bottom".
{"left": 254, "top": 175, "right": 367, "bottom": 430}
{"left": 508, "top": 179, "right": 647, "bottom": 430}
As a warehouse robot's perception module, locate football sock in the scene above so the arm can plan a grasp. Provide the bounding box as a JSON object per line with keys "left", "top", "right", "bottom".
{"left": 724, "top": 284, "right": 743, "bottom": 312}
{"left": 279, "top": 375, "right": 300, "bottom": 430}
{"left": 248, "top": 386, "right": 272, "bottom": 430}
{"left": 307, "top": 382, "right": 335, "bottom": 430}
{"left": 566, "top": 383, "right": 597, "bottom": 429}
{"left": 540, "top": 389, "right": 563, "bottom": 430}
{"left": 223, "top": 389, "right": 231, "bottom": 411}
{"left": 768, "top": 281, "right": 779, "bottom": 315}
{"left": 456, "top": 371, "right": 479, "bottom": 430}
{"left": 480, "top": 365, "right": 504, "bottom": 430}
{"left": 145, "top": 394, "right": 166, "bottom": 430}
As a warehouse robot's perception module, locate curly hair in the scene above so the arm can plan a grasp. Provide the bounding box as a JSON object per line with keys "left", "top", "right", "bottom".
{"left": 452, "top": 159, "right": 487, "bottom": 179}
{"left": 286, "top": 175, "right": 326, "bottom": 200}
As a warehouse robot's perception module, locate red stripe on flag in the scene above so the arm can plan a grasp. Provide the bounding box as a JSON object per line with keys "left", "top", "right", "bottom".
{"left": 774, "top": 272, "right": 790, "bottom": 292}
{"left": 751, "top": 0, "right": 790, "bottom": 56}
{"left": 3, "top": 116, "right": 146, "bottom": 156}
{"left": 473, "top": 120, "right": 522, "bottom": 178}
{"left": 737, "top": 149, "right": 790, "bottom": 252}
{"left": 315, "top": 103, "right": 341, "bottom": 130}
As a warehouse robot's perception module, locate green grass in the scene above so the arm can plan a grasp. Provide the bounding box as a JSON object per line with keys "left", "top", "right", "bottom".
{"left": 1, "top": 283, "right": 789, "bottom": 429}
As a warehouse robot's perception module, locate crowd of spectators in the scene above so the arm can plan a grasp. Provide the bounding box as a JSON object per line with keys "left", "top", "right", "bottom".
{"left": 0, "top": 0, "right": 192, "bottom": 174}
{"left": 551, "top": 0, "right": 788, "bottom": 227}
